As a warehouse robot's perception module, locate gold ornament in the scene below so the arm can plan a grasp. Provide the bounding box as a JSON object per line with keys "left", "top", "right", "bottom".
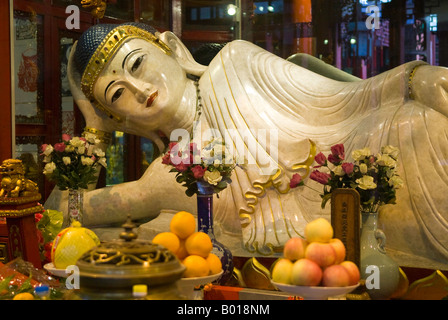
{"left": 0, "top": 159, "right": 39, "bottom": 198}
{"left": 81, "top": 0, "right": 107, "bottom": 19}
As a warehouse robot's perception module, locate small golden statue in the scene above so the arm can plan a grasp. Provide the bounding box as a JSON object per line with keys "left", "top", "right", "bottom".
{"left": 0, "top": 159, "right": 39, "bottom": 198}
{"left": 81, "top": 0, "right": 107, "bottom": 19}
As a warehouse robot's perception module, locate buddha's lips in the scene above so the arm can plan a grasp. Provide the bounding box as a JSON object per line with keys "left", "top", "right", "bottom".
{"left": 146, "top": 91, "right": 158, "bottom": 107}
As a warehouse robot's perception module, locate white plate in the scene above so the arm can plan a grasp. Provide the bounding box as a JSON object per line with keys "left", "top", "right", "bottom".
{"left": 178, "top": 270, "right": 224, "bottom": 288}
{"left": 43, "top": 262, "right": 70, "bottom": 278}
{"left": 271, "top": 281, "right": 359, "bottom": 300}
{"left": 177, "top": 270, "right": 224, "bottom": 300}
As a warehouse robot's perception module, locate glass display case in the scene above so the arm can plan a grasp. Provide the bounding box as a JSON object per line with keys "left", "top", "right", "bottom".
{"left": 8, "top": 0, "right": 448, "bottom": 202}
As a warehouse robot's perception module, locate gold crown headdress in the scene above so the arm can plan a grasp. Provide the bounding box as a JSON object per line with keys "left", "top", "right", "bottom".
{"left": 80, "top": 25, "right": 172, "bottom": 122}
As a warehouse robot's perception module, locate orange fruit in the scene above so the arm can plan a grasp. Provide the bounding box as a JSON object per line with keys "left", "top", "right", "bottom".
{"left": 206, "top": 253, "right": 222, "bottom": 275}
{"left": 176, "top": 239, "right": 189, "bottom": 260}
{"left": 152, "top": 232, "right": 180, "bottom": 253}
{"left": 182, "top": 255, "right": 210, "bottom": 278}
{"left": 13, "top": 292, "right": 34, "bottom": 300}
{"left": 170, "top": 211, "right": 196, "bottom": 239}
{"left": 185, "top": 232, "right": 213, "bottom": 258}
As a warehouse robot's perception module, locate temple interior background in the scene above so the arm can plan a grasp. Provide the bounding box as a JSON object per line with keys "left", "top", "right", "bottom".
{"left": 1, "top": 0, "right": 447, "bottom": 204}
{"left": 0, "top": 1, "right": 448, "bottom": 301}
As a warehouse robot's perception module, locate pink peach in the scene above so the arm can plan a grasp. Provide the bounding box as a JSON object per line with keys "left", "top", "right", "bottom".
{"left": 305, "top": 242, "right": 337, "bottom": 268}
{"left": 322, "top": 264, "right": 350, "bottom": 287}
{"left": 291, "top": 258, "right": 322, "bottom": 286}
{"left": 329, "top": 238, "right": 346, "bottom": 264}
{"left": 340, "top": 261, "right": 361, "bottom": 286}
{"left": 283, "top": 237, "right": 308, "bottom": 261}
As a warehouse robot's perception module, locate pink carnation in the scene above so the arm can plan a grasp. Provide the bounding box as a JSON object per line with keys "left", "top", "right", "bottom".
{"left": 314, "top": 152, "right": 327, "bottom": 167}
{"left": 191, "top": 165, "right": 207, "bottom": 179}
{"left": 175, "top": 162, "right": 189, "bottom": 172}
{"left": 310, "top": 170, "right": 331, "bottom": 185}
{"left": 54, "top": 142, "right": 66, "bottom": 152}
{"left": 328, "top": 144, "right": 345, "bottom": 164}
{"left": 289, "top": 173, "right": 303, "bottom": 188}
{"left": 62, "top": 133, "right": 71, "bottom": 141}
{"left": 162, "top": 152, "right": 171, "bottom": 165}
{"left": 342, "top": 162, "right": 354, "bottom": 174}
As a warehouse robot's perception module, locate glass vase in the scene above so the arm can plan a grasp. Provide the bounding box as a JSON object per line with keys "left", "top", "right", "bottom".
{"left": 66, "top": 188, "right": 84, "bottom": 228}
{"left": 196, "top": 181, "right": 234, "bottom": 285}
{"left": 360, "top": 209, "right": 400, "bottom": 299}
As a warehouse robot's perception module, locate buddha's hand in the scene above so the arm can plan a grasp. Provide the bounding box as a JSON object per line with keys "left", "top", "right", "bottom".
{"left": 67, "top": 41, "right": 122, "bottom": 133}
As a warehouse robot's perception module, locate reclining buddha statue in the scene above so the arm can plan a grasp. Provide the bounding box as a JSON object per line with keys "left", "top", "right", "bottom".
{"left": 45, "top": 22, "right": 448, "bottom": 268}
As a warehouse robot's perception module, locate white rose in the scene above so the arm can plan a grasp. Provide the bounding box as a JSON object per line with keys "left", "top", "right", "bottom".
{"left": 213, "top": 159, "right": 222, "bottom": 168}
{"left": 389, "top": 175, "right": 404, "bottom": 189}
{"left": 356, "top": 175, "right": 377, "bottom": 190}
{"left": 376, "top": 154, "right": 396, "bottom": 168}
{"left": 359, "top": 163, "right": 368, "bottom": 174}
{"left": 381, "top": 145, "right": 400, "bottom": 160}
{"left": 62, "top": 157, "right": 71, "bottom": 165}
{"left": 65, "top": 145, "right": 75, "bottom": 152}
{"left": 352, "top": 147, "right": 371, "bottom": 161}
{"left": 203, "top": 170, "right": 223, "bottom": 186}
{"left": 81, "top": 156, "right": 94, "bottom": 166}
{"left": 93, "top": 148, "right": 105, "bottom": 157}
{"left": 43, "top": 162, "right": 56, "bottom": 175}
{"left": 42, "top": 144, "right": 54, "bottom": 157}
{"left": 333, "top": 165, "right": 345, "bottom": 176}
{"left": 77, "top": 146, "right": 86, "bottom": 155}
{"left": 70, "top": 137, "right": 85, "bottom": 148}
{"left": 98, "top": 157, "right": 107, "bottom": 168}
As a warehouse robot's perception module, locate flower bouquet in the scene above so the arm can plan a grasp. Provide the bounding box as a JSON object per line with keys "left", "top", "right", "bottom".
{"left": 41, "top": 133, "right": 107, "bottom": 190}
{"left": 162, "top": 137, "right": 237, "bottom": 284}
{"left": 293, "top": 144, "right": 403, "bottom": 212}
{"left": 162, "top": 137, "right": 237, "bottom": 197}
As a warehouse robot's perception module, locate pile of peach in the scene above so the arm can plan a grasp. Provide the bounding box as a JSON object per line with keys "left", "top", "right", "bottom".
{"left": 271, "top": 218, "right": 360, "bottom": 287}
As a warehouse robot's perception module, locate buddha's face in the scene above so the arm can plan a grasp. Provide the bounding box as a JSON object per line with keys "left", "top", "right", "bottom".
{"left": 93, "top": 38, "right": 187, "bottom": 132}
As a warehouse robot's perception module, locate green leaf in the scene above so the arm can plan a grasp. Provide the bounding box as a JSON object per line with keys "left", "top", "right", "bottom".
{"left": 321, "top": 193, "right": 332, "bottom": 209}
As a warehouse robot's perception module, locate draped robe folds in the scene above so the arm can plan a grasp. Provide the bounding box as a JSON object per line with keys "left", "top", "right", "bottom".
{"left": 199, "top": 40, "right": 448, "bottom": 265}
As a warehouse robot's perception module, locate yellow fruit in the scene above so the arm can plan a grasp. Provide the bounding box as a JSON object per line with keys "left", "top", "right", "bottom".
{"left": 13, "top": 292, "right": 34, "bottom": 300}
{"left": 152, "top": 232, "right": 180, "bottom": 253}
{"left": 51, "top": 221, "right": 100, "bottom": 269}
{"left": 305, "top": 218, "right": 334, "bottom": 243}
{"left": 170, "top": 211, "right": 196, "bottom": 239}
{"left": 176, "top": 239, "right": 189, "bottom": 260}
{"left": 182, "top": 255, "right": 210, "bottom": 278}
{"left": 185, "top": 232, "right": 213, "bottom": 258}
{"left": 206, "top": 253, "right": 222, "bottom": 275}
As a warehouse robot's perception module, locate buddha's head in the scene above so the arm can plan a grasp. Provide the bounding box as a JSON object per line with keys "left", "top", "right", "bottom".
{"left": 73, "top": 22, "right": 206, "bottom": 132}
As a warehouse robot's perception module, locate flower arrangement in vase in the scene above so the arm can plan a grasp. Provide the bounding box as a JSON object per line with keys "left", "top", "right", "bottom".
{"left": 41, "top": 133, "right": 107, "bottom": 226}
{"left": 162, "top": 137, "right": 237, "bottom": 197}
{"left": 295, "top": 143, "right": 403, "bottom": 212}
{"left": 162, "top": 137, "right": 238, "bottom": 284}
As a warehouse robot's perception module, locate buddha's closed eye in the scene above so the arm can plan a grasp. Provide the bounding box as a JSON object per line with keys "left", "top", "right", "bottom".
{"left": 131, "top": 55, "right": 145, "bottom": 73}
{"left": 112, "top": 88, "right": 124, "bottom": 103}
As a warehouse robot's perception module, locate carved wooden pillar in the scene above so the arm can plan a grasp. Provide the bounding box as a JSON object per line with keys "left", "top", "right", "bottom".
{"left": 292, "top": 0, "right": 314, "bottom": 55}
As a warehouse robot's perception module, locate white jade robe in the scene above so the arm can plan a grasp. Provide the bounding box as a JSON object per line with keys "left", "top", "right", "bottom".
{"left": 198, "top": 40, "right": 447, "bottom": 262}
{"left": 47, "top": 39, "right": 448, "bottom": 267}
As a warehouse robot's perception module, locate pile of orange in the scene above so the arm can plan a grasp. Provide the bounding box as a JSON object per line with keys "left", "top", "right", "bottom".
{"left": 152, "top": 211, "right": 222, "bottom": 278}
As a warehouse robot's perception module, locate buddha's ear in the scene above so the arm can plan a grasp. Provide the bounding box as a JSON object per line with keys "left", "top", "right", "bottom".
{"left": 158, "top": 31, "right": 206, "bottom": 77}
